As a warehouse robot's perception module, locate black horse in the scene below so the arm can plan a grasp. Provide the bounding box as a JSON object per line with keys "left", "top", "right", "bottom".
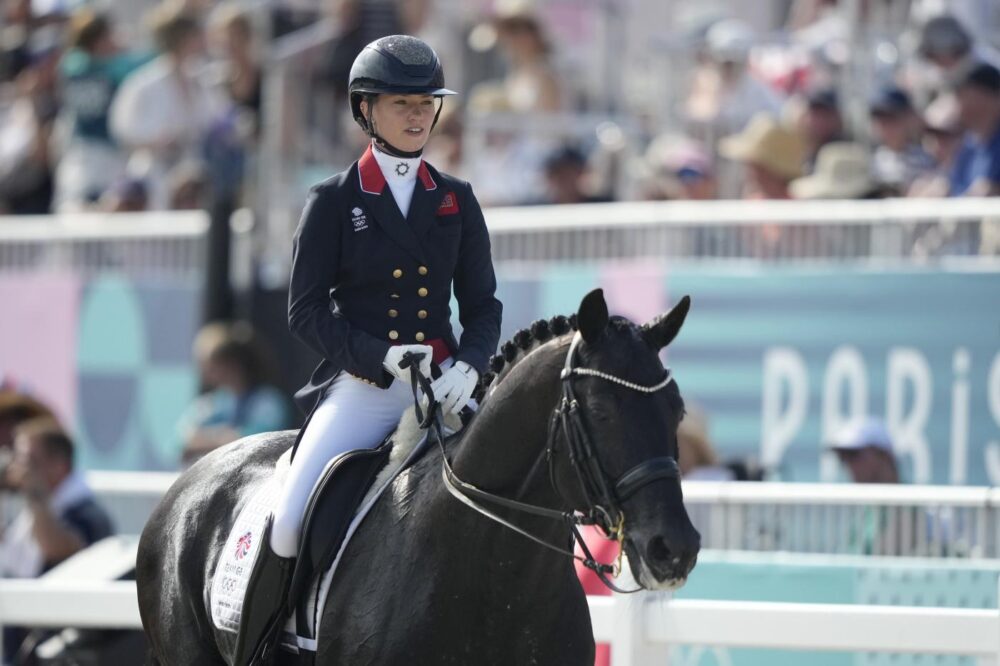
{"left": 137, "top": 289, "right": 700, "bottom": 665}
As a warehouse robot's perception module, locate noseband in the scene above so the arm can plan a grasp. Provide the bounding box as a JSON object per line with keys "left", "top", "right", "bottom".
{"left": 410, "top": 332, "right": 680, "bottom": 593}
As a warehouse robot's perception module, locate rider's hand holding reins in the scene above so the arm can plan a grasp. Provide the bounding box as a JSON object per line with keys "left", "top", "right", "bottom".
{"left": 431, "top": 361, "right": 478, "bottom": 415}
{"left": 383, "top": 345, "right": 433, "bottom": 382}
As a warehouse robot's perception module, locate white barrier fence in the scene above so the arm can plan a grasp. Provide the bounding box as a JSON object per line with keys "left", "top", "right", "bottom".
{"left": 682, "top": 482, "right": 1000, "bottom": 558}
{"left": 0, "top": 578, "right": 996, "bottom": 664}
{"left": 485, "top": 198, "right": 1000, "bottom": 263}
{"left": 2, "top": 200, "right": 1000, "bottom": 285}
{"left": 86, "top": 472, "right": 1000, "bottom": 559}
{"left": 0, "top": 211, "right": 209, "bottom": 275}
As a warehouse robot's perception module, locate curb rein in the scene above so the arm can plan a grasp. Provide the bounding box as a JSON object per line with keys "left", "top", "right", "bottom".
{"left": 401, "top": 333, "right": 680, "bottom": 594}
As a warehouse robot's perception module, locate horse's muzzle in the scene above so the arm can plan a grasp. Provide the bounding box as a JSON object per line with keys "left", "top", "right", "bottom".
{"left": 628, "top": 526, "right": 700, "bottom": 589}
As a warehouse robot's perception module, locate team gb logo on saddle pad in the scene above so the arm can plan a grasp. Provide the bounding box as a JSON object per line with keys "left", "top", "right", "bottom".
{"left": 437, "top": 192, "right": 459, "bottom": 216}
{"left": 351, "top": 207, "right": 368, "bottom": 232}
{"left": 235, "top": 531, "right": 252, "bottom": 560}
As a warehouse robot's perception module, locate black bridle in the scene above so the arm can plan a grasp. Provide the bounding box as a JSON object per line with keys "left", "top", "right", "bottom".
{"left": 403, "top": 333, "right": 681, "bottom": 594}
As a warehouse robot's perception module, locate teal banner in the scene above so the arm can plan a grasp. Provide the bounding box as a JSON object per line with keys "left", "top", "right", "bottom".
{"left": 5, "top": 264, "right": 997, "bottom": 482}
{"left": 493, "top": 264, "right": 1000, "bottom": 486}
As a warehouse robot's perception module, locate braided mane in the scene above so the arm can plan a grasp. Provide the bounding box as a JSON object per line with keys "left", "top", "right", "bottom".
{"left": 471, "top": 314, "right": 578, "bottom": 404}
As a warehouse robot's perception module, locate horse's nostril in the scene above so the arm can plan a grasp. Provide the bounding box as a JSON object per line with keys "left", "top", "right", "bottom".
{"left": 647, "top": 536, "right": 671, "bottom": 563}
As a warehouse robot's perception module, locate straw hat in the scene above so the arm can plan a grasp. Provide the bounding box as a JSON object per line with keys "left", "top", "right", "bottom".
{"left": 0, "top": 391, "right": 52, "bottom": 419}
{"left": 790, "top": 142, "right": 876, "bottom": 199}
{"left": 718, "top": 113, "right": 806, "bottom": 180}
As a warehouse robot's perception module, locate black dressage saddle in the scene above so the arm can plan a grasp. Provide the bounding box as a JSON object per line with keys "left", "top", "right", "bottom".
{"left": 285, "top": 439, "right": 393, "bottom": 621}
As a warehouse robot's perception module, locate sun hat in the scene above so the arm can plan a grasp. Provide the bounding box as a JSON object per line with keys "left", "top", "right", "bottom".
{"left": 827, "top": 417, "right": 894, "bottom": 454}
{"left": 790, "top": 142, "right": 875, "bottom": 199}
{"left": 719, "top": 113, "right": 806, "bottom": 180}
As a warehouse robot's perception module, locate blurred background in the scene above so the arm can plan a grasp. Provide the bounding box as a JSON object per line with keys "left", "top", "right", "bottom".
{"left": 1, "top": 0, "right": 999, "bottom": 664}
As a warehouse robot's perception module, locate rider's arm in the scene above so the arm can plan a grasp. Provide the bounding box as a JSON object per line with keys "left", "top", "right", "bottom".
{"left": 451, "top": 182, "right": 502, "bottom": 376}
{"left": 288, "top": 185, "right": 393, "bottom": 387}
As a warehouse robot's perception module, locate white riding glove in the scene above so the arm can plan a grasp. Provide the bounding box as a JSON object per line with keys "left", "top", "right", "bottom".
{"left": 430, "top": 361, "right": 479, "bottom": 415}
{"left": 382, "top": 345, "right": 433, "bottom": 383}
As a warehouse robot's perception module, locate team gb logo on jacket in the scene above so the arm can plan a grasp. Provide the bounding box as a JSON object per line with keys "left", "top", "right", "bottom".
{"left": 351, "top": 207, "right": 368, "bottom": 232}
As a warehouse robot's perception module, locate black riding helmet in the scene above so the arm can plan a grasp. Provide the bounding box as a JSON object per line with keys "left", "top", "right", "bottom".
{"left": 349, "top": 35, "right": 457, "bottom": 158}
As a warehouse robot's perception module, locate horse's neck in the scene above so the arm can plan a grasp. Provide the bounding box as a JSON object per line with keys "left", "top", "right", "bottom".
{"left": 452, "top": 345, "right": 565, "bottom": 506}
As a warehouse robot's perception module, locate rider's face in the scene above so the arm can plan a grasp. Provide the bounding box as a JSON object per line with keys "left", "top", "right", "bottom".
{"left": 362, "top": 94, "right": 437, "bottom": 153}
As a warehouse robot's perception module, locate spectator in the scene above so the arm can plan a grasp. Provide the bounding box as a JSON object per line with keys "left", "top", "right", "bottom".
{"left": 909, "top": 93, "right": 964, "bottom": 197}
{"left": 98, "top": 175, "right": 148, "bottom": 212}
{"left": 488, "top": 0, "right": 563, "bottom": 114}
{"left": 641, "top": 134, "right": 717, "bottom": 201}
{"left": 0, "top": 418, "right": 114, "bottom": 662}
{"left": 678, "top": 407, "right": 734, "bottom": 481}
{"left": 797, "top": 86, "right": 846, "bottom": 173}
{"left": 0, "top": 0, "right": 32, "bottom": 83}
{"left": 909, "top": 14, "right": 1000, "bottom": 104}
{"left": 686, "top": 19, "right": 783, "bottom": 135}
{"left": 868, "top": 86, "right": 935, "bottom": 194}
{"left": 0, "top": 391, "right": 53, "bottom": 478}
{"left": 464, "top": 1, "right": 566, "bottom": 206}
{"left": 54, "top": 9, "right": 148, "bottom": 211}
{"left": 948, "top": 62, "right": 1000, "bottom": 196}
{"left": 322, "top": 0, "right": 414, "bottom": 103}
{"left": 166, "top": 158, "right": 208, "bottom": 210}
{"left": 110, "top": 3, "right": 223, "bottom": 209}
{"left": 790, "top": 142, "right": 882, "bottom": 199}
{"left": 177, "top": 322, "right": 292, "bottom": 465}
{"left": 207, "top": 5, "right": 260, "bottom": 118}
{"left": 828, "top": 418, "right": 899, "bottom": 484}
{"left": 537, "top": 145, "right": 609, "bottom": 205}
{"left": 420, "top": 99, "right": 464, "bottom": 178}
{"left": 827, "top": 418, "right": 907, "bottom": 555}
{"left": 202, "top": 4, "right": 262, "bottom": 205}
{"left": 0, "top": 417, "right": 113, "bottom": 576}
{"left": 0, "top": 33, "right": 61, "bottom": 214}
{"left": 719, "top": 113, "right": 805, "bottom": 199}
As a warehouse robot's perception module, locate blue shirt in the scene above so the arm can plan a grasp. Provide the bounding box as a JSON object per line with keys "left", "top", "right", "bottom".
{"left": 178, "top": 385, "right": 292, "bottom": 443}
{"left": 59, "top": 50, "right": 149, "bottom": 144}
{"left": 948, "top": 125, "right": 1000, "bottom": 196}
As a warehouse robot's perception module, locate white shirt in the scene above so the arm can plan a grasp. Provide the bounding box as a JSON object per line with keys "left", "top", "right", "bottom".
{"left": 109, "top": 56, "right": 223, "bottom": 208}
{"left": 371, "top": 144, "right": 421, "bottom": 217}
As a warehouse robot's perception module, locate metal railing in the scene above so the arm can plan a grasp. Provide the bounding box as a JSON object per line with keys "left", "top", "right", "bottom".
{"left": 485, "top": 198, "right": 1000, "bottom": 263}
{"left": 682, "top": 482, "right": 1000, "bottom": 558}
{"left": 0, "top": 211, "right": 209, "bottom": 276}
{"left": 85, "top": 472, "right": 1000, "bottom": 558}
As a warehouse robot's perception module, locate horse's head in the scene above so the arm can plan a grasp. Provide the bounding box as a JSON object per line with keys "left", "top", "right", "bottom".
{"left": 550, "top": 289, "right": 700, "bottom": 590}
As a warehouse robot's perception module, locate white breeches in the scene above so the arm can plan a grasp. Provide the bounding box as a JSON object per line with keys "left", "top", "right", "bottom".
{"left": 269, "top": 361, "right": 451, "bottom": 557}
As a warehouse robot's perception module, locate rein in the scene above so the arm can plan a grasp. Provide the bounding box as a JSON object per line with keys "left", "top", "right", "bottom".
{"left": 401, "top": 333, "right": 680, "bottom": 594}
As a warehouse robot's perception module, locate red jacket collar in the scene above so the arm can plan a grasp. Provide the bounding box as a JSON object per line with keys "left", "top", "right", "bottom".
{"left": 358, "top": 145, "right": 437, "bottom": 194}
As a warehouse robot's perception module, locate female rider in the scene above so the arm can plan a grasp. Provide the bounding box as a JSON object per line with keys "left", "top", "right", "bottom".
{"left": 234, "top": 35, "right": 503, "bottom": 665}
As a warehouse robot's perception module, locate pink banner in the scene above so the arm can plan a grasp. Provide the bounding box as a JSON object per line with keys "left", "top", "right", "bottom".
{"left": 599, "top": 260, "right": 667, "bottom": 325}
{"left": 0, "top": 273, "right": 80, "bottom": 424}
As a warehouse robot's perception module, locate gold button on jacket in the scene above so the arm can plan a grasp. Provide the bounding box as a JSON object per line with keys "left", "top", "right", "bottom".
{"left": 418, "top": 266, "right": 428, "bottom": 275}
{"left": 388, "top": 330, "right": 399, "bottom": 340}
{"left": 418, "top": 287, "right": 428, "bottom": 297}
{"left": 415, "top": 332, "right": 425, "bottom": 342}
{"left": 388, "top": 309, "right": 398, "bottom": 317}
{"left": 417, "top": 309, "right": 428, "bottom": 319}
{"left": 392, "top": 269, "right": 403, "bottom": 278}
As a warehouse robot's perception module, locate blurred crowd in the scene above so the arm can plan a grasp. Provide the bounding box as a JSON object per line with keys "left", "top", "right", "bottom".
{"left": 0, "top": 0, "right": 261, "bottom": 215}
{"left": 3, "top": 0, "right": 1000, "bottom": 217}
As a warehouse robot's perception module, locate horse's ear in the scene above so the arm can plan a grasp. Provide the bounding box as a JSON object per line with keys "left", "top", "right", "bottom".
{"left": 641, "top": 295, "right": 691, "bottom": 350}
{"left": 577, "top": 288, "right": 609, "bottom": 344}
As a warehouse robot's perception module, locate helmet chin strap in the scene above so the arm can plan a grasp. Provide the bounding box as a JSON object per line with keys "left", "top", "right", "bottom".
{"left": 364, "top": 98, "right": 445, "bottom": 159}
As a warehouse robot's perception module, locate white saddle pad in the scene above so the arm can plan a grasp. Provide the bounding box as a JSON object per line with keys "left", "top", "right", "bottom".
{"left": 208, "top": 406, "right": 461, "bottom": 654}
